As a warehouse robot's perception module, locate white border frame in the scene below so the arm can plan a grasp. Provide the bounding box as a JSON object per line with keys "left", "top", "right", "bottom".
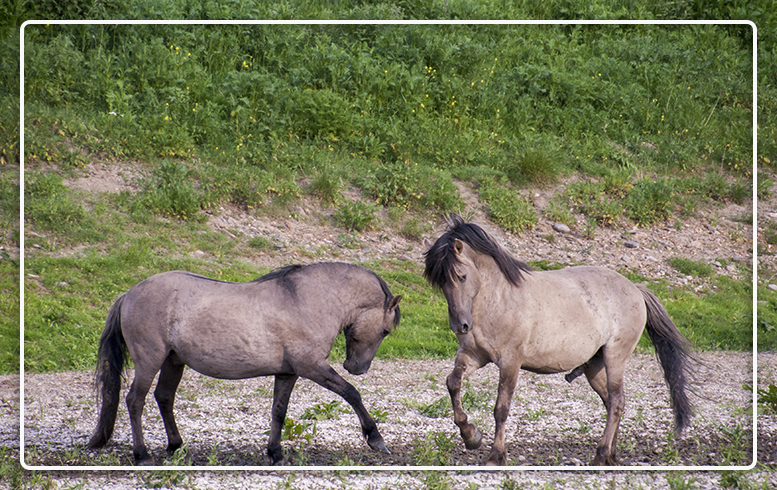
{"left": 19, "top": 19, "right": 758, "bottom": 472}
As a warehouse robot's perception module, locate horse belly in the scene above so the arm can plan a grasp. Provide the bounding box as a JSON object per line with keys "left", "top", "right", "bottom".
{"left": 520, "top": 337, "right": 603, "bottom": 374}
{"left": 172, "top": 319, "right": 290, "bottom": 380}
{"left": 518, "top": 318, "right": 607, "bottom": 374}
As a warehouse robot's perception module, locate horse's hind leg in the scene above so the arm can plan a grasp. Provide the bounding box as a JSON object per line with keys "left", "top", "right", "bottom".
{"left": 154, "top": 354, "right": 185, "bottom": 455}
{"left": 126, "top": 369, "right": 159, "bottom": 465}
{"left": 447, "top": 351, "right": 485, "bottom": 451}
{"left": 267, "top": 374, "right": 298, "bottom": 465}
{"left": 584, "top": 352, "right": 625, "bottom": 466}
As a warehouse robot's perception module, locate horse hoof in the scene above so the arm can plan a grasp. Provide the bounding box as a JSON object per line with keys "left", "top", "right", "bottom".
{"left": 135, "top": 457, "right": 156, "bottom": 466}
{"left": 484, "top": 455, "right": 506, "bottom": 466}
{"left": 368, "top": 439, "right": 391, "bottom": 454}
{"left": 464, "top": 428, "right": 482, "bottom": 450}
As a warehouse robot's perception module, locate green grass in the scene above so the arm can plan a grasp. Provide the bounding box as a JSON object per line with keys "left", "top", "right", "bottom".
{"left": 636, "top": 274, "right": 755, "bottom": 352}
{"left": 9, "top": 2, "right": 763, "bottom": 374}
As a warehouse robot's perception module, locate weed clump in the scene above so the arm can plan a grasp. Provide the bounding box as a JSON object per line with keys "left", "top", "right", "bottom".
{"left": 334, "top": 200, "right": 379, "bottom": 231}
{"left": 478, "top": 179, "right": 537, "bottom": 234}
{"left": 132, "top": 160, "right": 202, "bottom": 221}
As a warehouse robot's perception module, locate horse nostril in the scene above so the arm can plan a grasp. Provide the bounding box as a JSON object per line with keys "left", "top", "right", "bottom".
{"left": 461, "top": 323, "right": 470, "bottom": 333}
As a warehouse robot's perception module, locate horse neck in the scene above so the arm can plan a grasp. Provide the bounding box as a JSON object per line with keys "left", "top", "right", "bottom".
{"left": 472, "top": 252, "right": 517, "bottom": 310}
{"left": 308, "top": 269, "right": 383, "bottom": 329}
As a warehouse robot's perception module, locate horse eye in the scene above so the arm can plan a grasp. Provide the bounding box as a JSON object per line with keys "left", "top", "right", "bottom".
{"left": 459, "top": 274, "right": 467, "bottom": 283}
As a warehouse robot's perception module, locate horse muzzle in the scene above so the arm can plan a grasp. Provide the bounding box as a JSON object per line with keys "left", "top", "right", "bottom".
{"left": 449, "top": 317, "right": 473, "bottom": 335}
{"left": 343, "top": 358, "right": 370, "bottom": 375}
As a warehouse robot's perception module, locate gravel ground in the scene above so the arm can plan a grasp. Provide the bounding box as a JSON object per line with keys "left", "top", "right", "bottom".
{"left": 2, "top": 352, "right": 775, "bottom": 488}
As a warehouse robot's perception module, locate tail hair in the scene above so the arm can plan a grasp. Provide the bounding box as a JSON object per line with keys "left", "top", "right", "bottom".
{"left": 88, "top": 294, "right": 129, "bottom": 449}
{"left": 638, "top": 285, "right": 694, "bottom": 434}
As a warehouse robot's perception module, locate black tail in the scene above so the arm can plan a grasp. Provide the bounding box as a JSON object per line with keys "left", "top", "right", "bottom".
{"left": 638, "top": 285, "right": 693, "bottom": 434}
{"left": 88, "top": 294, "right": 129, "bottom": 449}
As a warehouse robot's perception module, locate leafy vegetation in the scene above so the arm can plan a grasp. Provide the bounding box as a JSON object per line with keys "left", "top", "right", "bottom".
{"left": 2, "top": 0, "right": 766, "bottom": 376}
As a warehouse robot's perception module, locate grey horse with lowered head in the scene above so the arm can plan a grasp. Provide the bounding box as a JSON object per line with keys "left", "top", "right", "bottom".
{"left": 88, "top": 262, "right": 401, "bottom": 465}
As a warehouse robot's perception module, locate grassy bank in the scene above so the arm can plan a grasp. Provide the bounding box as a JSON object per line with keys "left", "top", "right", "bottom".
{"left": 4, "top": 2, "right": 767, "bottom": 375}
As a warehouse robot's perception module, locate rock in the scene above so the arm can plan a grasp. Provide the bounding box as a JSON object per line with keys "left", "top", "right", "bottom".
{"left": 552, "top": 222, "right": 571, "bottom": 234}
{"left": 55, "top": 282, "right": 68, "bottom": 287}
{"left": 767, "top": 284, "right": 777, "bottom": 291}
{"left": 624, "top": 240, "right": 638, "bottom": 248}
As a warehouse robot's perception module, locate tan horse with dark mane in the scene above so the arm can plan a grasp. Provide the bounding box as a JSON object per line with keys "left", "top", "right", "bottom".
{"left": 424, "top": 215, "right": 693, "bottom": 466}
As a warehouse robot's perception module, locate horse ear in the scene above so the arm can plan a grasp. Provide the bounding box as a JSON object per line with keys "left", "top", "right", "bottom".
{"left": 389, "top": 295, "right": 402, "bottom": 309}
{"left": 453, "top": 239, "right": 465, "bottom": 256}
{"left": 423, "top": 238, "right": 432, "bottom": 251}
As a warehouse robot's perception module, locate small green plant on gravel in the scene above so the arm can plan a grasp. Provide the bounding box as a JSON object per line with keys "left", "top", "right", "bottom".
{"left": 400, "top": 216, "right": 433, "bottom": 241}
{"left": 0, "top": 447, "right": 22, "bottom": 490}
{"left": 744, "top": 383, "right": 777, "bottom": 415}
{"left": 247, "top": 236, "right": 275, "bottom": 251}
{"left": 263, "top": 417, "right": 316, "bottom": 443}
{"left": 333, "top": 199, "right": 379, "bottom": 231}
{"left": 668, "top": 257, "right": 715, "bottom": 277}
{"left": 337, "top": 231, "right": 362, "bottom": 249}
{"left": 310, "top": 167, "right": 343, "bottom": 205}
{"left": 718, "top": 471, "right": 761, "bottom": 490}
{"left": 418, "top": 396, "right": 452, "bottom": 418}
{"left": 666, "top": 472, "right": 698, "bottom": 490}
{"left": 565, "top": 181, "right": 624, "bottom": 227}
{"left": 544, "top": 198, "right": 575, "bottom": 227}
{"left": 502, "top": 145, "right": 562, "bottom": 186}
{"left": 302, "top": 400, "right": 343, "bottom": 421}
{"left": 662, "top": 430, "right": 680, "bottom": 464}
{"left": 369, "top": 408, "right": 388, "bottom": 423}
{"left": 719, "top": 423, "right": 748, "bottom": 465}
{"left": 461, "top": 387, "right": 492, "bottom": 412}
{"left": 412, "top": 430, "right": 455, "bottom": 466}
{"left": 625, "top": 179, "right": 674, "bottom": 227}
{"left": 757, "top": 173, "right": 774, "bottom": 201}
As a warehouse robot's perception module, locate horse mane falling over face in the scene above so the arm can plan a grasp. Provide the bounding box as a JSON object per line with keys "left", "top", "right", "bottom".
{"left": 423, "top": 214, "right": 532, "bottom": 290}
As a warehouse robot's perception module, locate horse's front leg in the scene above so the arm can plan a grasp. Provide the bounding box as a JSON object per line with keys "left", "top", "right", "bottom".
{"left": 267, "top": 374, "right": 299, "bottom": 465}
{"left": 485, "top": 365, "right": 519, "bottom": 466}
{"left": 447, "top": 351, "right": 485, "bottom": 450}
{"left": 304, "top": 365, "right": 389, "bottom": 454}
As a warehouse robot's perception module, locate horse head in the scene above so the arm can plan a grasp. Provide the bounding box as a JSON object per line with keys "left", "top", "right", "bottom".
{"left": 342, "top": 294, "right": 402, "bottom": 375}
{"left": 440, "top": 239, "right": 482, "bottom": 335}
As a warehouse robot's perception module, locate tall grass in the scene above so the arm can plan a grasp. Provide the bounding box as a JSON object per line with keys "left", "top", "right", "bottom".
{"left": 22, "top": 23, "right": 753, "bottom": 180}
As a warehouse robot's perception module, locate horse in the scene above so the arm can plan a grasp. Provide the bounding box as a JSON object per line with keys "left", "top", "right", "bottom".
{"left": 423, "top": 215, "right": 693, "bottom": 466}
{"left": 87, "top": 262, "right": 402, "bottom": 465}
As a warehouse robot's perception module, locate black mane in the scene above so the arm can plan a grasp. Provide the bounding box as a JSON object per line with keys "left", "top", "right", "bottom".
{"left": 253, "top": 264, "right": 304, "bottom": 284}
{"left": 423, "top": 215, "right": 531, "bottom": 289}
